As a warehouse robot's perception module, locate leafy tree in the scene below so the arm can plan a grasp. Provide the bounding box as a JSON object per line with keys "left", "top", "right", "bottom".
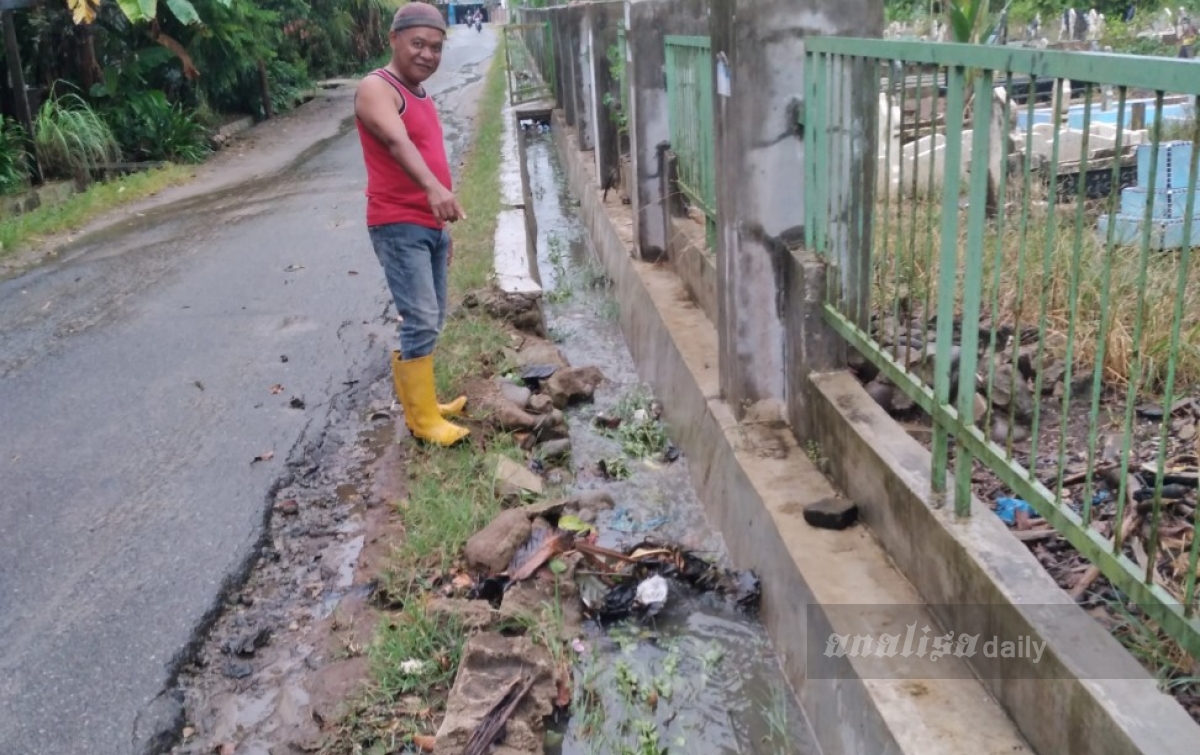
{"left": 65, "top": 0, "right": 232, "bottom": 79}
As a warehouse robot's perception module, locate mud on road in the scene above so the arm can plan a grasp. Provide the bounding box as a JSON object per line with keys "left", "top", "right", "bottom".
{"left": 169, "top": 373, "right": 412, "bottom": 755}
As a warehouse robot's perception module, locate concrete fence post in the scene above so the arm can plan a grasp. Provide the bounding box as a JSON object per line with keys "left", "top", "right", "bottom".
{"left": 709, "top": 0, "right": 882, "bottom": 419}
{"left": 586, "top": 1, "right": 626, "bottom": 174}
{"left": 626, "top": 0, "right": 710, "bottom": 261}
{"left": 557, "top": 8, "right": 580, "bottom": 128}
{"left": 550, "top": 9, "right": 569, "bottom": 111}
{"left": 572, "top": 4, "right": 596, "bottom": 152}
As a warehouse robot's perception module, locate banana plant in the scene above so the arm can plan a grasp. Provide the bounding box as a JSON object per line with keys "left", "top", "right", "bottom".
{"left": 947, "top": 0, "right": 990, "bottom": 44}
{"left": 945, "top": 0, "right": 991, "bottom": 112}
{"left": 66, "top": 0, "right": 232, "bottom": 79}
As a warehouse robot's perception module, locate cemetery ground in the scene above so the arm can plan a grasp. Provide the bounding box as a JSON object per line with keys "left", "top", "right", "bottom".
{"left": 860, "top": 191, "right": 1200, "bottom": 721}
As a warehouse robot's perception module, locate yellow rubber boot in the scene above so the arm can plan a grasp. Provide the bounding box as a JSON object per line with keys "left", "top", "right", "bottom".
{"left": 392, "top": 351, "right": 466, "bottom": 417}
{"left": 392, "top": 355, "right": 470, "bottom": 446}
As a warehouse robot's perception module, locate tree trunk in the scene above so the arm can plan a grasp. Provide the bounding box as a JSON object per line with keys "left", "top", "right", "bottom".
{"left": 78, "top": 23, "right": 101, "bottom": 93}
{"left": 257, "top": 59, "right": 273, "bottom": 119}
{"left": 2, "top": 9, "right": 42, "bottom": 184}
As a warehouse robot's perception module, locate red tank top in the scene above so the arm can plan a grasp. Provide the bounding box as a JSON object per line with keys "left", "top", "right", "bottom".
{"left": 356, "top": 69, "right": 453, "bottom": 229}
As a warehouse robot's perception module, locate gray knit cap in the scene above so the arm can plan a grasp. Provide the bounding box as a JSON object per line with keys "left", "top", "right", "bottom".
{"left": 391, "top": 3, "right": 448, "bottom": 33}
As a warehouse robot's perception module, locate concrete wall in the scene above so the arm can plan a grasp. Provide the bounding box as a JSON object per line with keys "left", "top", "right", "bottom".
{"left": 587, "top": 1, "right": 625, "bottom": 185}
{"left": 550, "top": 9, "right": 579, "bottom": 128}
{"left": 627, "top": 0, "right": 709, "bottom": 261}
{"left": 667, "top": 215, "right": 717, "bottom": 324}
{"left": 570, "top": 3, "right": 595, "bottom": 152}
{"left": 809, "top": 372, "right": 1200, "bottom": 755}
{"left": 710, "top": 0, "right": 882, "bottom": 411}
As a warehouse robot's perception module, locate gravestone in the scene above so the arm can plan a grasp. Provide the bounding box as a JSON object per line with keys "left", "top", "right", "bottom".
{"left": 1097, "top": 141, "right": 1200, "bottom": 249}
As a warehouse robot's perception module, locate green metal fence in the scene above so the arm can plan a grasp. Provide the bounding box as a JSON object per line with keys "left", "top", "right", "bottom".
{"left": 616, "top": 23, "right": 629, "bottom": 125}
{"left": 664, "top": 35, "right": 716, "bottom": 244}
{"left": 804, "top": 38, "right": 1200, "bottom": 658}
{"left": 505, "top": 22, "right": 555, "bottom": 105}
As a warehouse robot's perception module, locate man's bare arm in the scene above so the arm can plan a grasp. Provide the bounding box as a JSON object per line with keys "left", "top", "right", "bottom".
{"left": 355, "top": 76, "right": 465, "bottom": 222}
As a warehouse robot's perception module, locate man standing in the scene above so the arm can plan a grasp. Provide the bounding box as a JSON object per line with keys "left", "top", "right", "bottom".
{"left": 355, "top": 3, "right": 470, "bottom": 446}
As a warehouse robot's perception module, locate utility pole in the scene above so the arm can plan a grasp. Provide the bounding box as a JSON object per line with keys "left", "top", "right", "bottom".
{"left": 2, "top": 1, "right": 42, "bottom": 183}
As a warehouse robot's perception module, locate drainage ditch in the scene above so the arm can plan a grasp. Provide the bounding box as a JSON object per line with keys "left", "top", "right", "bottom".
{"left": 518, "top": 122, "right": 821, "bottom": 755}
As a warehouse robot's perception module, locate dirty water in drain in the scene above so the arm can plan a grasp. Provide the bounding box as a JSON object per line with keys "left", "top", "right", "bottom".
{"left": 521, "top": 131, "right": 820, "bottom": 755}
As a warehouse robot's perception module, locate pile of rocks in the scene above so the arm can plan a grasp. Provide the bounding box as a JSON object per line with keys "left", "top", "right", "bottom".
{"left": 858, "top": 314, "right": 1081, "bottom": 446}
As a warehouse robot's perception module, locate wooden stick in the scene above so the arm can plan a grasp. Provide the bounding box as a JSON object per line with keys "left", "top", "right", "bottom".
{"left": 463, "top": 675, "right": 535, "bottom": 755}
{"left": 1069, "top": 565, "right": 1102, "bottom": 599}
{"left": 1012, "top": 528, "right": 1060, "bottom": 543}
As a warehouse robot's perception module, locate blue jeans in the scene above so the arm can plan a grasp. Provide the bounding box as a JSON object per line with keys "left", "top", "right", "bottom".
{"left": 368, "top": 223, "right": 449, "bottom": 360}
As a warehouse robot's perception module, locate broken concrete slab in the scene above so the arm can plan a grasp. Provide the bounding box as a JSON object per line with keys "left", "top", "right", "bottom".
{"left": 546, "top": 366, "right": 605, "bottom": 409}
{"left": 426, "top": 597, "right": 502, "bottom": 631}
{"left": 484, "top": 288, "right": 545, "bottom": 335}
{"left": 498, "top": 573, "right": 584, "bottom": 640}
{"left": 513, "top": 336, "right": 570, "bottom": 370}
{"left": 434, "top": 633, "right": 557, "bottom": 755}
{"left": 494, "top": 457, "right": 545, "bottom": 500}
{"left": 465, "top": 508, "right": 532, "bottom": 574}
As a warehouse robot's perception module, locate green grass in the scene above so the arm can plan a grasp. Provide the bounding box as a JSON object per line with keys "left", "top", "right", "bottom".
{"left": 433, "top": 42, "right": 514, "bottom": 398}
{"left": 33, "top": 93, "right": 120, "bottom": 178}
{"left": 0, "top": 165, "right": 194, "bottom": 259}
{"left": 324, "top": 42, "right": 519, "bottom": 755}
{"left": 380, "top": 436, "right": 522, "bottom": 597}
{"left": 370, "top": 602, "right": 466, "bottom": 697}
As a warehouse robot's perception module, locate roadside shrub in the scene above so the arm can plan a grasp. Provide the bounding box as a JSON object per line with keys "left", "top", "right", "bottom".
{"left": 105, "top": 90, "right": 210, "bottom": 164}
{"left": 0, "top": 118, "right": 30, "bottom": 194}
{"left": 184, "top": 0, "right": 281, "bottom": 114}
{"left": 267, "top": 57, "right": 313, "bottom": 113}
{"left": 33, "top": 91, "right": 121, "bottom": 180}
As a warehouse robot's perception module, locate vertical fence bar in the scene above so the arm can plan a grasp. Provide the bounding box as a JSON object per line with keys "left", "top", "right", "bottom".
{"left": 1184, "top": 103, "right": 1200, "bottom": 615}
{"left": 700, "top": 44, "right": 716, "bottom": 246}
{"left": 1083, "top": 88, "right": 1127, "bottom": 528}
{"left": 983, "top": 75, "right": 1015, "bottom": 436}
{"left": 953, "top": 70, "right": 994, "bottom": 517}
{"left": 931, "top": 65, "right": 966, "bottom": 500}
{"left": 1027, "top": 77, "right": 1067, "bottom": 466}
{"left": 804, "top": 50, "right": 817, "bottom": 252}
{"left": 830, "top": 52, "right": 846, "bottom": 309}
{"left": 1114, "top": 95, "right": 1165, "bottom": 556}
{"left": 921, "top": 67, "right": 941, "bottom": 352}
{"left": 814, "top": 52, "right": 830, "bottom": 258}
{"left": 1054, "top": 84, "right": 1094, "bottom": 507}
{"left": 885, "top": 61, "right": 901, "bottom": 364}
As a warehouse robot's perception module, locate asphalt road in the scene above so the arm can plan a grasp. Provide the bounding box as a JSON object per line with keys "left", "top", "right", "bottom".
{"left": 0, "top": 27, "right": 497, "bottom": 755}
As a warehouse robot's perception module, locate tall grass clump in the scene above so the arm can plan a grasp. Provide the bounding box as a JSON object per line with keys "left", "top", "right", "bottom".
{"left": 0, "top": 118, "right": 29, "bottom": 194}
{"left": 869, "top": 189, "right": 1200, "bottom": 394}
{"left": 33, "top": 93, "right": 121, "bottom": 180}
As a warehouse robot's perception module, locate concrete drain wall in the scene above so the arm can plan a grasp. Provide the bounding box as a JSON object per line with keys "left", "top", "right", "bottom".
{"left": 540, "top": 114, "right": 1039, "bottom": 755}
{"left": 540, "top": 110, "right": 1200, "bottom": 754}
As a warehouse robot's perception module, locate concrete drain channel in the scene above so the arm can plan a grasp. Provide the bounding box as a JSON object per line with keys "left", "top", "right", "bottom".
{"left": 507, "top": 124, "right": 821, "bottom": 755}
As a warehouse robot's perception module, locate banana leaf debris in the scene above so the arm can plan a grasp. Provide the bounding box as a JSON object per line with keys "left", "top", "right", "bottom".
{"left": 462, "top": 508, "right": 761, "bottom": 621}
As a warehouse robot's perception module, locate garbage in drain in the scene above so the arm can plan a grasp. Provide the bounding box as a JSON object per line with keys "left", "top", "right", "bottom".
{"left": 456, "top": 507, "right": 761, "bottom": 621}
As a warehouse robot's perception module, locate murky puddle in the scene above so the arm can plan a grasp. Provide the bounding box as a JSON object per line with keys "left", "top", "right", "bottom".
{"left": 522, "top": 131, "right": 820, "bottom": 755}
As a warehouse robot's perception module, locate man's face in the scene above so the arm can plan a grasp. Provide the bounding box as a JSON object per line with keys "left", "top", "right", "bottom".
{"left": 390, "top": 27, "right": 445, "bottom": 83}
